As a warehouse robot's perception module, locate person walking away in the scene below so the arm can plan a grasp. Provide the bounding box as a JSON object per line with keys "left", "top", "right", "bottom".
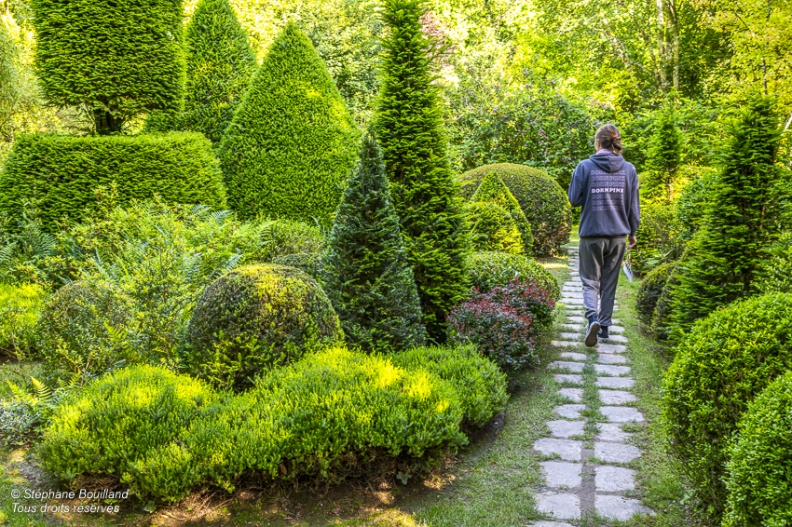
{"left": 568, "top": 125, "right": 640, "bottom": 347}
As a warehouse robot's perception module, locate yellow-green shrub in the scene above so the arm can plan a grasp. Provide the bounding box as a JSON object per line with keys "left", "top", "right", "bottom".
{"left": 463, "top": 202, "right": 523, "bottom": 255}
{"left": 661, "top": 293, "right": 792, "bottom": 517}
{"left": 0, "top": 283, "right": 45, "bottom": 358}
{"left": 723, "top": 371, "right": 792, "bottom": 527}
{"left": 39, "top": 365, "right": 218, "bottom": 501}
{"left": 186, "top": 264, "right": 343, "bottom": 391}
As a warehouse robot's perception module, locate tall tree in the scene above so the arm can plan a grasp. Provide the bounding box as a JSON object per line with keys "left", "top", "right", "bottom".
{"left": 0, "top": 18, "right": 18, "bottom": 143}
{"left": 181, "top": 0, "right": 258, "bottom": 144}
{"left": 322, "top": 129, "right": 426, "bottom": 353}
{"left": 376, "top": 0, "right": 468, "bottom": 342}
{"left": 669, "top": 96, "right": 788, "bottom": 334}
{"left": 218, "top": 23, "right": 359, "bottom": 226}
{"left": 30, "top": 0, "right": 185, "bottom": 134}
{"left": 644, "top": 103, "right": 683, "bottom": 201}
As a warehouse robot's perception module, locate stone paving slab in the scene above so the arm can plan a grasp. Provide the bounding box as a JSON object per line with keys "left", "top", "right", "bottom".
{"left": 601, "top": 406, "right": 644, "bottom": 423}
{"left": 597, "top": 343, "right": 628, "bottom": 354}
{"left": 593, "top": 364, "right": 632, "bottom": 376}
{"left": 560, "top": 352, "right": 587, "bottom": 362}
{"left": 608, "top": 325, "right": 625, "bottom": 334}
{"left": 595, "top": 465, "right": 637, "bottom": 492}
{"left": 560, "top": 332, "right": 583, "bottom": 341}
{"left": 559, "top": 323, "right": 581, "bottom": 332}
{"left": 595, "top": 495, "right": 654, "bottom": 520}
{"left": 566, "top": 315, "right": 587, "bottom": 324}
{"left": 596, "top": 377, "right": 635, "bottom": 389}
{"left": 596, "top": 353, "right": 628, "bottom": 365}
{"left": 599, "top": 390, "right": 637, "bottom": 405}
{"left": 531, "top": 522, "right": 576, "bottom": 527}
{"left": 594, "top": 442, "right": 641, "bottom": 463}
{"left": 554, "top": 374, "right": 584, "bottom": 386}
{"left": 597, "top": 423, "right": 632, "bottom": 443}
{"left": 558, "top": 388, "right": 583, "bottom": 403}
{"left": 550, "top": 361, "right": 586, "bottom": 373}
{"left": 534, "top": 438, "right": 583, "bottom": 461}
{"left": 547, "top": 420, "right": 585, "bottom": 438}
{"left": 541, "top": 461, "right": 583, "bottom": 489}
{"left": 551, "top": 340, "right": 584, "bottom": 348}
{"left": 555, "top": 404, "right": 586, "bottom": 419}
{"left": 602, "top": 335, "right": 629, "bottom": 344}
{"left": 536, "top": 492, "right": 581, "bottom": 520}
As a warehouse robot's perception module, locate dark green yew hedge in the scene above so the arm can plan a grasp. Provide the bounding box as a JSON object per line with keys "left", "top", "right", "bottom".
{"left": 0, "top": 133, "right": 226, "bottom": 230}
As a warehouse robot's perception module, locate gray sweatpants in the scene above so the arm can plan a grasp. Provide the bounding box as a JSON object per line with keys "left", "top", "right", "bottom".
{"left": 579, "top": 237, "right": 626, "bottom": 327}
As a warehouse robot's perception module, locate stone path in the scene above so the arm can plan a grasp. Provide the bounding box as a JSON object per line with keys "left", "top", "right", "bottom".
{"left": 530, "top": 245, "right": 654, "bottom": 524}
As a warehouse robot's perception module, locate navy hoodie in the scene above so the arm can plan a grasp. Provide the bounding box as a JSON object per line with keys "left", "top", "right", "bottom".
{"left": 568, "top": 150, "right": 640, "bottom": 238}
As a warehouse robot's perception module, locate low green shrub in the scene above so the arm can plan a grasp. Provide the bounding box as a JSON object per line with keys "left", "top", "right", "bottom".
{"left": 463, "top": 201, "right": 523, "bottom": 255}
{"left": 186, "top": 264, "right": 344, "bottom": 391}
{"left": 631, "top": 200, "right": 683, "bottom": 274}
{"left": 257, "top": 219, "right": 325, "bottom": 262}
{"left": 636, "top": 262, "right": 676, "bottom": 326}
{"left": 651, "top": 267, "right": 681, "bottom": 340}
{"left": 465, "top": 251, "right": 560, "bottom": 300}
{"left": 272, "top": 253, "right": 323, "bottom": 281}
{"left": 459, "top": 163, "right": 570, "bottom": 256}
{"left": 36, "top": 282, "right": 133, "bottom": 383}
{"left": 39, "top": 365, "right": 218, "bottom": 502}
{"left": 723, "top": 371, "right": 792, "bottom": 527}
{"left": 389, "top": 345, "right": 508, "bottom": 427}
{"left": 661, "top": 293, "right": 792, "bottom": 517}
{"left": 0, "top": 133, "right": 226, "bottom": 230}
{"left": 0, "top": 283, "right": 45, "bottom": 359}
{"left": 39, "top": 347, "right": 508, "bottom": 502}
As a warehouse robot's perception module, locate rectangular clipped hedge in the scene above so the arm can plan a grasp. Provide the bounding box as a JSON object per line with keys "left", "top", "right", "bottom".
{"left": 0, "top": 132, "right": 226, "bottom": 229}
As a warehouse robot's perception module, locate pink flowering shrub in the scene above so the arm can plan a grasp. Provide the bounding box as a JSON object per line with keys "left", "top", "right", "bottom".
{"left": 449, "top": 278, "right": 555, "bottom": 370}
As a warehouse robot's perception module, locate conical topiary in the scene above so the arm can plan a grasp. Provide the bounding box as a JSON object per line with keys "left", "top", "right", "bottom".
{"left": 471, "top": 172, "right": 533, "bottom": 255}
{"left": 218, "top": 23, "right": 359, "bottom": 227}
{"left": 668, "top": 96, "right": 788, "bottom": 336}
{"left": 181, "top": 0, "right": 258, "bottom": 144}
{"left": 643, "top": 104, "right": 682, "bottom": 202}
{"left": 376, "top": 0, "right": 468, "bottom": 342}
{"left": 321, "top": 130, "right": 426, "bottom": 353}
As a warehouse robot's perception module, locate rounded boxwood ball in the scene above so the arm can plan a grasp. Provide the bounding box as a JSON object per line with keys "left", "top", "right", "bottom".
{"left": 460, "top": 164, "right": 571, "bottom": 256}
{"left": 186, "top": 264, "right": 343, "bottom": 390}
{"left": 723, "top": 371, "right": 792, "bottom": 527}
{"left": 661, "top": 292, "right": 792, "bottom": 516}
{"left": 465, "top": 251, "right": 560, "bottom": 301}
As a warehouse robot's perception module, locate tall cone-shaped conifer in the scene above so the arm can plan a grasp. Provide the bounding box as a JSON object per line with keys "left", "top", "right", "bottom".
{"left": 376, "top": 0, "right": 468, "bottom": 341}
{"left": 219, "top": 23, "right": 359, "bottom": 226}
{"left": 182, "top": 0, "right": 258, "bottom": 144}
{"left": 322, "top": 129, "right": 426, "bottom": 352}
{"left": 668, "top": 96, "right": 788, "bottom": 335}
{"left": 471, "top": 172, "right": 534, "bottom": 255}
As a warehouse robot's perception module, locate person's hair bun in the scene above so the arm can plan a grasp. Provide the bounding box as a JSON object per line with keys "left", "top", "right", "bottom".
{"left": 595, "top": 124, "right": 623, "bottom": 154}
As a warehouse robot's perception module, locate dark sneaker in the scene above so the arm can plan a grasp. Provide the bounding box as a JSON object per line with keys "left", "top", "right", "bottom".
{"left": 585, "top": 316, "right": 601, "bottom": 347}
{"left": 598, "top": 326, "right": 609, "bottom": 340}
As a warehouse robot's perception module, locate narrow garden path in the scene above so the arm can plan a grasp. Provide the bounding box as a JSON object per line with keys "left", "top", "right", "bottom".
{"left": 529, "top": 244, "right": 654, "bottom": 525}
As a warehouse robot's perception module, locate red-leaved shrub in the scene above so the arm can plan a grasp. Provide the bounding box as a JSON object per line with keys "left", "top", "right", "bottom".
{"left": 449, "top": 278, "right": 555, "bottom": 370}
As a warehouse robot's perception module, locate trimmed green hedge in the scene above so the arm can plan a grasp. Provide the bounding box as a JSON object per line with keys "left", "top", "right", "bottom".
{"left": 31, "top": 0, "right": 184, "bottom": 129}
{"left": 661, "top": 293, "right": 792, "bottom": 517}
{"left": 186, "top": 264, "right": 343, "bottom": 391}
{"left": 218, "top": 23, "right": 359, "bottom": 226}
{"left": 0, "top": 133, "right": 226, "bottom": 230}
{"left": 724, "top": 371, "right": 792, "bottom": 527}
{"left": 470, "top": 172, "right": 533, "bottom": 255}
{"left": 463, "top": 201, "right": 523, "bottom": 255}
{"left": 636, "top": 261, "right": 676, "bottom": 326}
{"left": 460, "top": 163, "right": 571, "bottom": 256}
{"left": 465, "top": 251, "right": 560, "bottom": 301}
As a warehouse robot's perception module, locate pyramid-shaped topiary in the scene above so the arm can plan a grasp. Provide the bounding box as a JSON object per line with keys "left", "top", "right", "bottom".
{"left": 471, "top": 172, "right": 533, "bottom": 256}
{"left": 218, "top": 23, "right": 359, "bottom": 226}
{"left": 376, "top": 0, "right": 468, "bottom": 342}
{"left": 668, "top": 96, "right": 788, "bottom": 335}
{"left": 181, "top": 0, "right": 258, "bottom": 144}
{"left": 322, "top": 130, "right": 426, "bottom": 353}
{"left": 30, "top": 0, "right": 184, "bottom": 134}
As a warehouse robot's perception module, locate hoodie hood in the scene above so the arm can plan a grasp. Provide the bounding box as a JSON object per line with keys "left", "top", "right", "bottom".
{"left": 590, "top": 151, "right": 625, "bottom": 174}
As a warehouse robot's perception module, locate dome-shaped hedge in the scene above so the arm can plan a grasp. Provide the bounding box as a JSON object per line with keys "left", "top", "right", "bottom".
{"left": 465, "top": 251, "right": 560, "bottom": 300}
{"left": 636, "top": 261, "right": 677, "bottom": 326}
{"left": 661, "top": 293, "right": 792, "bottom": 516}
{"left": 460, "top": 164, "right": 571, "bottom": 256}
{"left": 723, "top": 371, "right": 792, "bottom": 527}
{"left": 463, "top": 201, "right": 523, "bottom": 255}
{"left": 186, "top": 264, "right": 343, "bottom": 390}
{"left": 36, "top": 282, "right": 132, "bottom": 381}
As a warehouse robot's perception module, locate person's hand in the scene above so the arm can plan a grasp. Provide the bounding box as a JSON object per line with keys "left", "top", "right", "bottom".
{"left": 628, "top": 235, "right": 637, "bottom": 249}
